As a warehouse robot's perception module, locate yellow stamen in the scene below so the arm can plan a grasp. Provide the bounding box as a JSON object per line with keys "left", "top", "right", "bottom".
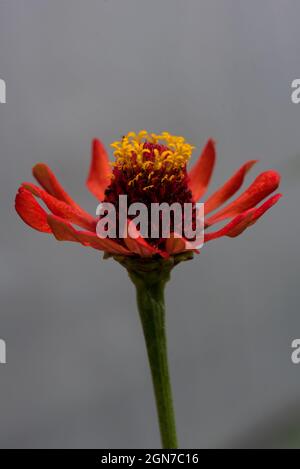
{"left": 110, "top": 131, "right": 194, "bottom": 188}
{"left": 111, "top": 131, "right": 194, "bottom": 171}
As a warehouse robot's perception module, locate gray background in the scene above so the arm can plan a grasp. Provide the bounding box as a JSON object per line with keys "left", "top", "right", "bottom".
{"left": 0, "top": 0, "right": 299, "bottom": 448}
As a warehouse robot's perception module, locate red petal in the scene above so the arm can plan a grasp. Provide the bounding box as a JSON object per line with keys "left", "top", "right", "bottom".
{"left": 165, "top": 233, "right": 201, "bottom": 254}
{"left": 23, "top": 182, "right": 96, "bottom": 231}
{"left": 124, "top": 237, "right": 160, "bottom": 257}
{"left": 165, "top": 234, "right": 187, "bottom": 254}
{"left": 226, "top": 193, "right": 282, "bottom": 237}
{"left": 47, "top": 215, "right": 131, "bottom": 255}
{"left": 205, "top": 170, "right": 281, "bottom": 226}
{"left": 15, "top": 187, "right": 52, "bottom": 233}
{"left": 124, "top": 222, "right": 167, "bottom": 257}
{"left": 204, "top": 212, "right": 253, "bottom": 242}
{"left": 204, "top": 193, "right": 282, "bottom": 242}
{"left": 78, "top": 231, "right": 131, "bottom": 255}
{"left": 86, "top": 139, "right": 112, "bottom": 201}
{"left": 204, "top": 160, "right": 257, "bottom": 214}
{"left": 32, "top": 163, "right": 84, "bottom": 212}
{"left": 188, "top": 139, "right": 216, "bottom": 201}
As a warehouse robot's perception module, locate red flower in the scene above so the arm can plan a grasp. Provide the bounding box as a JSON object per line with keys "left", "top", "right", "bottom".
{"left": 15, "top": 131, "right": 282, "bottom": 258}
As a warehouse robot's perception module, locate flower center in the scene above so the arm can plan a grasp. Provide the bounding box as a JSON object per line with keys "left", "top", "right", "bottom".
{"left": 103, "top": 131, "right": 197, "bottom": 248}
{"left": 106, "top": 131, "right": 194, "bottom": 202}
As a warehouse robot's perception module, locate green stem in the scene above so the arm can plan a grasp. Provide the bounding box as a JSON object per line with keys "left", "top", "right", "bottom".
{"left": 114, "top": 254, "right": 193, "bottom": 448}
{"left": 132, "top": 275, "right": 178, "bottom": 449}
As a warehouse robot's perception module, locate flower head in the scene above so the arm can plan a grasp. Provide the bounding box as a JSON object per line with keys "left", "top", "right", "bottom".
{"left": 108, "top": 131, "right": 193, "bottom": 199}
{"left": 15, "top": 131, "right": 282, "bottom": 259}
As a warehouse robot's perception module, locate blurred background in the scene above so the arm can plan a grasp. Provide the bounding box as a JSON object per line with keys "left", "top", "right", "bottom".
{"left": 0, "top": 0, "right": 299, "bottom": 448}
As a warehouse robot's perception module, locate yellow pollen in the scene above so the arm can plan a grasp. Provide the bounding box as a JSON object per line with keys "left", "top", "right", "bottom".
{"left": 110, "top": 130, "right": 194, "bottom": 175}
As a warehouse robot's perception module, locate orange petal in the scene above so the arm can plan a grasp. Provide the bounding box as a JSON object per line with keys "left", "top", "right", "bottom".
{"left": 205, "top": 170, "right": 280, "bottom": 227}
{"left": 188, "top": 139, "right": 216, "bottom": 201}
{"left": 15, "top": 187, "right": 52, "bottom": 233}
{"left": 23, "top": 182, "right": 96, "bottom": 231}
{"left": 86, "top": 139, "right": 112, "bottom": 201}
{"left": 204, "top": 160, "right": 257, "bottom": 214}
{"left": 47, "top": 215, "right": 131, "bottom": 255}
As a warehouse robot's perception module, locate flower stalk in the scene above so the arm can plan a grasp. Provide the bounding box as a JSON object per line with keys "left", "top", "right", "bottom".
{"left": 133, "top": 270, "right": 177, "bottom": 448}
{"left": 115, "top": 253, "right": 193, "bottom": 448}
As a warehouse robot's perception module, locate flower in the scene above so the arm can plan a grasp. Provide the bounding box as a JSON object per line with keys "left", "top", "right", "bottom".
{"left": 15, "top": 131, "right": 282, "bottom": 258}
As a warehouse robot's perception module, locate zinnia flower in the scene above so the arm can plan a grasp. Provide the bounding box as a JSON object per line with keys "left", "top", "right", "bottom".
{"left": 15, "top": 131, "right": 281, "bottom": 257}
{"left": 15, "top": 131, "right": 282, "bottom": 449}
